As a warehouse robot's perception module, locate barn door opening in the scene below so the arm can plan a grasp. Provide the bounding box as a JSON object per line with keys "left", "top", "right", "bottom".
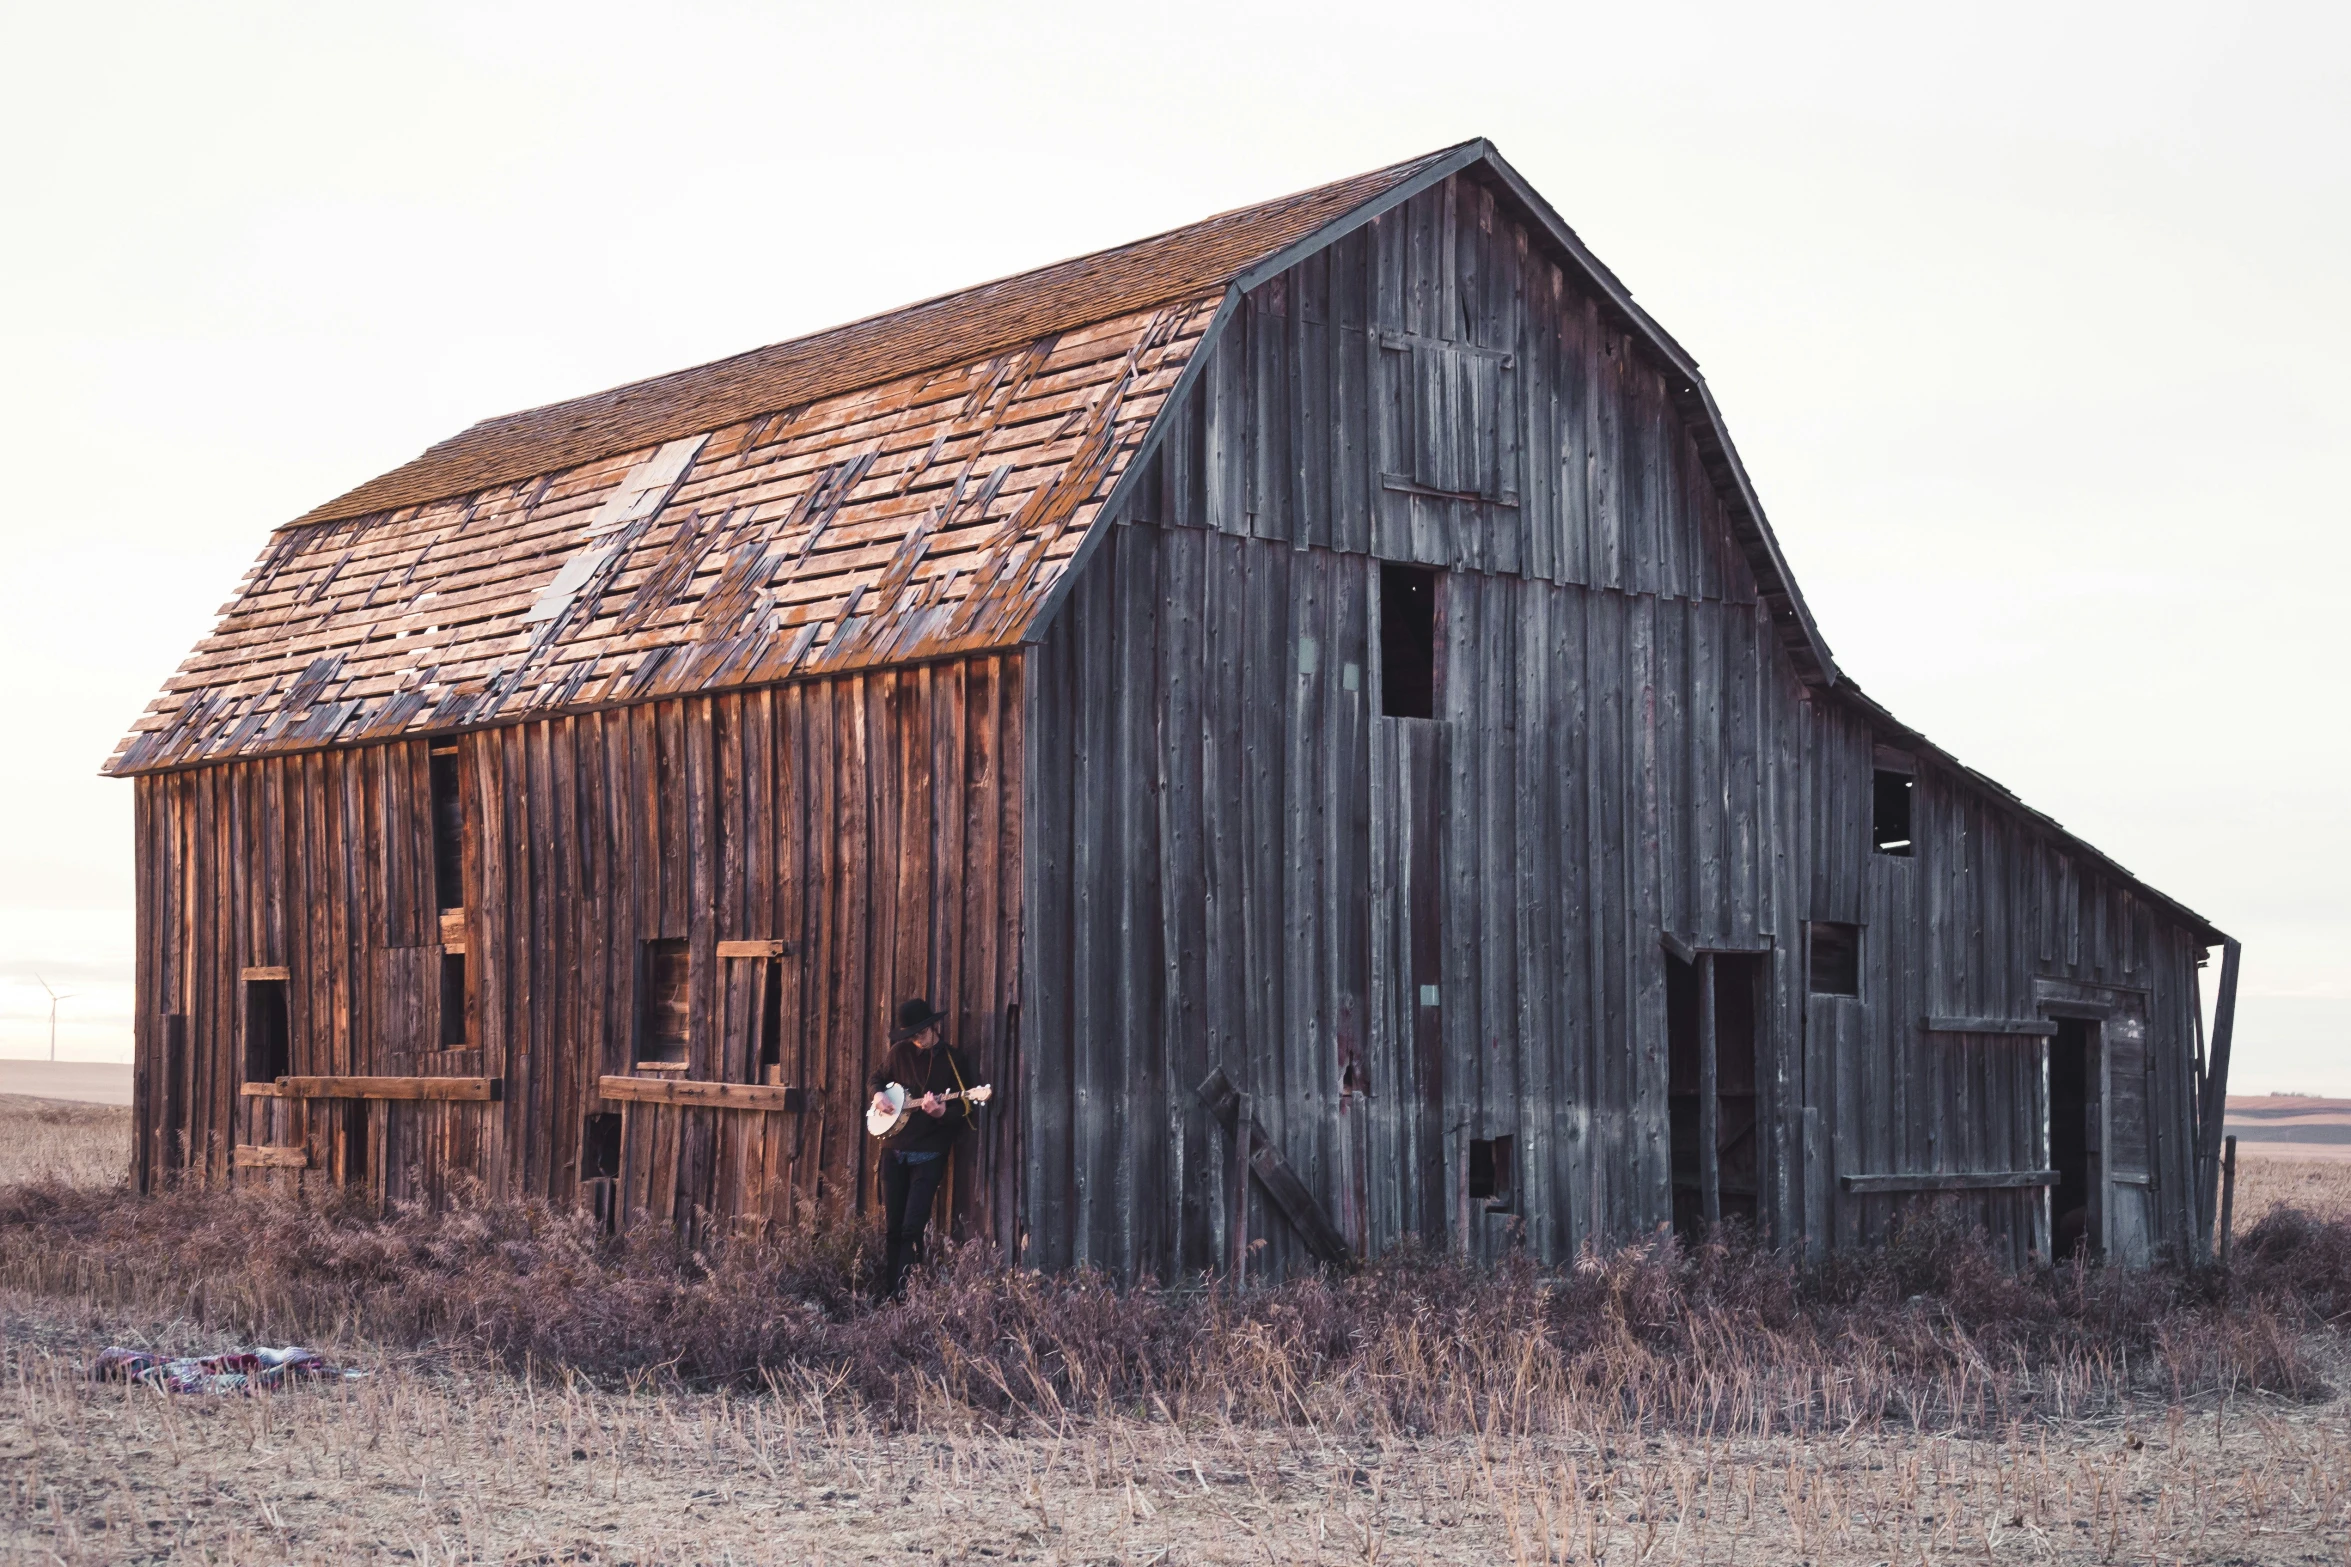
{"left": 2049, "top": 1017, "right": 2102, "bottom": 1261}
{"left": 1667, "top": 950, "right": 1764, "bottom": 1241}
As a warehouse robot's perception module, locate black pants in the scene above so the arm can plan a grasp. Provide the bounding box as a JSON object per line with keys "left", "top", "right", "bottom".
{"left": 879, "top": 1150, "right": 948, "bottom": 1300}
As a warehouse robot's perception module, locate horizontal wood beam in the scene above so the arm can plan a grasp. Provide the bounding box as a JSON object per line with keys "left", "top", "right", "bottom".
{"left": 240, "top": 1076, "right": 499, "bottom": 1101}
{"left": 1920, "top": 1016, "right": 2058, "bottom": 1038}
{"left": 715, "top": 938, "right": 793, "bottom": 959}
{"left": 232, "top": 1144, "right": 309, "bottom": 1169}
{"left": 1841, "top": 1169, "right": 2057, "bottom": 1193}
{"left": 597, "top": 1074, "right": 805, "bottom": 1112}
{"left": 239, "top": 965, "right": 289, "bottom": 982}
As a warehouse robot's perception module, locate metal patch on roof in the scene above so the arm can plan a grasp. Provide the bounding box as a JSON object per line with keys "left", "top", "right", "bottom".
{"left": 582, "top": 436, "right": 707, "bottom": 537}
{"left": 526, "top": 436, "right": 708, "bottom": 623}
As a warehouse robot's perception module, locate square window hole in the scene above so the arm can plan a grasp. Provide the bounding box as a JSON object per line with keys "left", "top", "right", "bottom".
{"left": 1809, "top": 923, "right": 1861, "bottom": 997}
{"left": 1872, "top": 769, "right": 1914, "bottom": 856}
{"left": 1468, "top": 1135, "right": 1514, "bottom": 1211}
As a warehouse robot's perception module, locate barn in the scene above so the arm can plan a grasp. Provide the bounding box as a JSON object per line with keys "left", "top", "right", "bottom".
{"left": 111, "top": 139, "right": 2242, "bottom": 1275}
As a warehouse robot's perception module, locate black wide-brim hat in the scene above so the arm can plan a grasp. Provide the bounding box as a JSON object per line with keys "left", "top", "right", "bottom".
{"left": 891, "top": 997, "right": 947, "bottom": 1041}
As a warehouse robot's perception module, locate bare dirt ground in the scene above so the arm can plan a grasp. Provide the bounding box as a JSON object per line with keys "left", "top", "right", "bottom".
{"left": 4, "top": 1103, "right": 2349, "bottom": 1563}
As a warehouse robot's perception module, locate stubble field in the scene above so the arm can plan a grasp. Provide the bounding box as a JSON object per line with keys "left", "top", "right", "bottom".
{"left": 3, "top": 1099, "right": 2348, "bottom": 1565}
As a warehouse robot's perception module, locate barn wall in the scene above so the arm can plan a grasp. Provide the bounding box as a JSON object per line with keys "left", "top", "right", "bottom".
{"left": 1022, "top": 169, "right": 2210, "bottom": 1277}
{"left": 132, "top": 658, "right": 1025, "bottom": 1244}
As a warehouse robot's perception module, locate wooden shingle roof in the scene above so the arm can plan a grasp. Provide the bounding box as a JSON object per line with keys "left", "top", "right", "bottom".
{"left": 107, "top": 148, "right": 1462, "bottom": 776}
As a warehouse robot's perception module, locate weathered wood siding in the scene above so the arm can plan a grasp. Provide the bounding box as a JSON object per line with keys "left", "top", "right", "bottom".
{"left": 1022, "top": 169, "right": 2209, "bottom": 1277}
{"left": 132, "top": 661, "right": 1025, "bottom": 1244}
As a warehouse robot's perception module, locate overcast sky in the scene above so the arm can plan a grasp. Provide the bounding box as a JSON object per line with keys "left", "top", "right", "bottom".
{"left": 1, "top": 1, "right": 2342, "bottom": 1092}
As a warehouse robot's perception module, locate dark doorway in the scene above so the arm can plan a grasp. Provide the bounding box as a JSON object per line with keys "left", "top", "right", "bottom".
{"left": 2049, "top": 1017, "right": 2101, "bottom": 1261}
{"left": 243, "top": 978, "right": 289, "bottom": 1084}
{"left": 1666, "top": 949, "right": 1765, "bottom": 1241}
{"left": 1712, "top": 954, "right": 1763, "bottom": 1232}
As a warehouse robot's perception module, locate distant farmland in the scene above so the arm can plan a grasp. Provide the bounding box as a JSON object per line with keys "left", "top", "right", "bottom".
{"left": 2228, "top": 1094, "right": 2351, "bottom": 1160}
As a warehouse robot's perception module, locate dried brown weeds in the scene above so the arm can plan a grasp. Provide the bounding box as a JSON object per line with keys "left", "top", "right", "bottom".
{"left": 0, "top": 1176, "right": 2339, "bottom": 1440}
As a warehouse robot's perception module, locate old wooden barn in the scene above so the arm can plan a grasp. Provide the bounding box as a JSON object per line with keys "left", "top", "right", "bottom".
{"left": 113, "top": 140, "right": 2243, "bottom": 1275}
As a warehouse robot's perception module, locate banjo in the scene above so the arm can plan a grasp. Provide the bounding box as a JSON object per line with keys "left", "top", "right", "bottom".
{"left": 866, "top": 1081, "right": 993, "bottom": 1138}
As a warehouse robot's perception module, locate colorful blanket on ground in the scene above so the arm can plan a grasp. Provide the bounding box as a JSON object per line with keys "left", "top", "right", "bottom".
{"left": 91, "top": 1345, "right": 363, "bottom": 1394}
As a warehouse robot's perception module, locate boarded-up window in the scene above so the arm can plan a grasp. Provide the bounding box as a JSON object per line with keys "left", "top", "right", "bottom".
{"left": 2106, "top": 1013, "right": 2151, "bottom": 1180}
{"left": 1414, "top": 341, "right": 1503, "bottom": 495}
{"left": 639, "top": 939, "right": 690, "bottom": 1064}
{"left": 1382, "top": 334, "right": 1514, "bottom": 499}
{"left": 717, "top": 944, "right": 790, "bottom": 1084}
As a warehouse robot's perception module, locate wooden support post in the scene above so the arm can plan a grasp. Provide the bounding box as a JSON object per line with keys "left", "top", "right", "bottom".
{"left": 2197, "top": 939, "right": 2242, "bottom": 1254}
{"left": 1230, "top": 1091, "right": 1252, "bottom": 1286}
{"left": 2218, "top": 1134, "right": 2239, "bottom": 1270}
{"left": 1699, "top": 953, "right": 1721, "bottom": 1232}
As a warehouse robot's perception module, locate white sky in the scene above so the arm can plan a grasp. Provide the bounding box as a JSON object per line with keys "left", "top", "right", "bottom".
{"left": 1, "top": 1, "right": 2342, "bottom": 1092}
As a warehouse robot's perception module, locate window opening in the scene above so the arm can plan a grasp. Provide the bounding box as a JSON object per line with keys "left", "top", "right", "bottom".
{"left": 438, "top": 952, "right": 469, "bottom": 1047}
{"left": 757, "top": 957, "right": 784, "bottom": 1081}
{"left": 639, "top": 939, "right": 690, "bottom": 1065}
{"left": 1808, "top": 923, "right": 1861, "bottom": 998}
{"left": 430, "top": 745, "right": 465, "bottom": 910}
{"left": 1379, "top": 563, "right": 1439, "bottom": 719}
{"left": 243, "top": 978, "right": 289, "bottom": 1084}
{"left": 1467, "top": 1135, "right": 1514, "bottom": 1211}
{"left": 582, "top": 1113, "right": 622, "bottom": 1181}
{"left": 1872, "top": 769, "right": 1914, "bottom": 856}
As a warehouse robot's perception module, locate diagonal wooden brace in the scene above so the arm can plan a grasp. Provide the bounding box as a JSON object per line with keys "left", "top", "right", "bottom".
{"left": 1196, "top": 1066, "right": 1356, "bottom": 1271}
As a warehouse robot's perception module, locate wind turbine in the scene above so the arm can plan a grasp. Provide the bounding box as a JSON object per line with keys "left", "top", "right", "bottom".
{"left": 35, "top": 975, "right": 73, "bottom": 1063}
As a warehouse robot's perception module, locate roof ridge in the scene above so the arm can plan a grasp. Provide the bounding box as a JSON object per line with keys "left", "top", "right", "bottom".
{"left": 286, "top": 143, "right": 1471, "bottom": 530}
{"left": 456, "top": 141, "right": 1477, "bottom": 439}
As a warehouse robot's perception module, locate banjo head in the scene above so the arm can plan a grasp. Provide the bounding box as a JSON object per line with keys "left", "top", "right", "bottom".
{"left": 865, "top": 1083, "right": 908, "bottom": 1138}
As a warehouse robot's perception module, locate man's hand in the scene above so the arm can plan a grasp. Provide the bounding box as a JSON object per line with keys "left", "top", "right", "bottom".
{"left": 919, "top": 1092, "right": 946, "bottom": 1118}
{"left": 871, "top": 1092, "right": 894, "bottom": 1116}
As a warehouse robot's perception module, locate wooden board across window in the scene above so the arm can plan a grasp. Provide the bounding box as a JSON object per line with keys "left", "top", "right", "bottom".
{"left": 598, "top": 1074, "right": 803, "bottom": 1111}
{"left": 239, "top": 1076, "right": 499, "bottom": 1102}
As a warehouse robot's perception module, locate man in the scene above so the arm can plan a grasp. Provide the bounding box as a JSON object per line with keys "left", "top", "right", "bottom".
{"left": 868, "top": 996, "right": 982, "bottom": 1300}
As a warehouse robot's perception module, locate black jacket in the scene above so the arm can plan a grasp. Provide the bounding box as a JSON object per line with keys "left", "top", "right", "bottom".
{"left": 869, "top": 1039, "right": 982, "bottom": 1154}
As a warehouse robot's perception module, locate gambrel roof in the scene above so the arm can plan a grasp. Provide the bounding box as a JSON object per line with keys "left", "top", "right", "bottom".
{"left": 112, "top": 140, "right": 1833, "bottom": 777}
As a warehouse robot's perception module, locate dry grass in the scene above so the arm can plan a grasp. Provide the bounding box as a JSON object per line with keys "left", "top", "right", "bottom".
{"left": 3, "top": 1099, "right": 2349, "bottom": 1562}
{"left": 2236, "top": 1155, "right": 2351, "bottom": 1226}
{"left": 4, "top": 1292, "right": 2347, "bottom": 1565}
{"left": 0, "top": 1097, "right": 128, "bottom": 1191}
